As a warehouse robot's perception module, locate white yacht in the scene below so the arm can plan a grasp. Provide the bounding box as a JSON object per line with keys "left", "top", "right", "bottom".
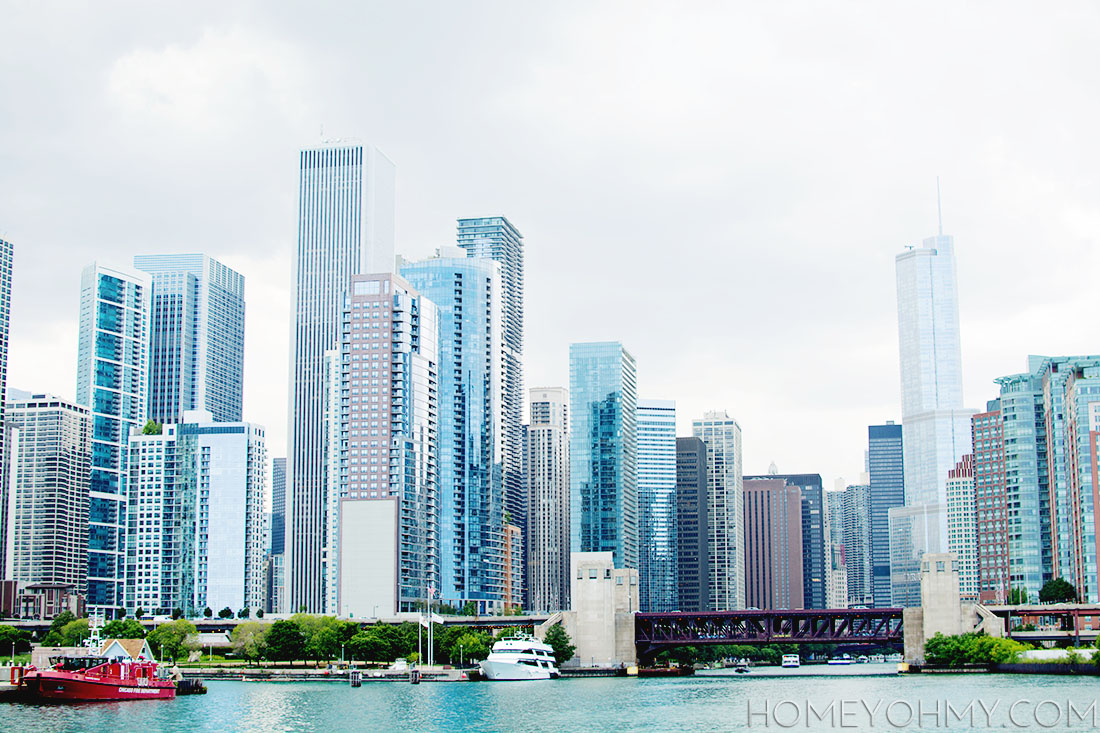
{"left": 781, "top": 654, "right": 800, "bottom": 668}
{"left": 479, "top": 636, "right": 560, "bottom": 681}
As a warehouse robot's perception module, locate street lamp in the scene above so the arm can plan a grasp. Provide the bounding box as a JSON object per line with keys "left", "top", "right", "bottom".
{"left": 459, "top": 643, "right": 464, "bottom": 667}
{"left": 341, "top": 644, "right": 345, "bottom": 664}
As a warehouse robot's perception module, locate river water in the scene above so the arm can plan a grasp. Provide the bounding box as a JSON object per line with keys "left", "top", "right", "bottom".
{"left": 3, "top": 664, "right": 1099, "bottom": 731}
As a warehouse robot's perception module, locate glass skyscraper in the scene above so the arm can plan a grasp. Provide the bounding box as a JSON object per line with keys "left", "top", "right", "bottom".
{"left": 868, "top": 422, "right": 903, "bottom": 606}
{"left": 692, "top": 410, "right": 745, "bottom": 610}
{"left": 401, "top": 254, "right": 504, "bottom": 610}
{"left": 675, "top": 437, "right": 709, "bottom": 612}
{"left": 125, "top": 411, "right": 267, "bottom": 615}
{"left": 637, "top": 399, "right": 677, "bottom": 612}
{"left": 744, "top": 472, "right": 825, "bottom": 608}
{"left": 76, "top": 263, "right": 150, "bottom": 616}
{"left": 287, "top": 143, "right": 396, "bottom": 613}
{"left": 456, "top": 218, "right": 525, "bottom": 563}
{"left": 569, "top": 342, "right": 638, "bottom": 570}
{"left": 895, "top": 232, "right": 975, "bottom": 524}
{"left": 0, "top": 239, "right": 13, "bottom": 577}
{"left": 133, "top": 254, "right": 246, "bottom": 424}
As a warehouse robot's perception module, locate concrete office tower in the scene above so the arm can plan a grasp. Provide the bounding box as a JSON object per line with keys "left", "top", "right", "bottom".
{"left": 133, "top": 254, "right": 245, "bottom": 424}
{"left": 945, "top": 455, "right": 978, "bottom": 602}
{"left": 526, "top": 388, "right": 570, "bottom": 612}
{"left": 457, "top": 218, "right": 525, "bottom": 567}
{"left": 867, "top": 423, "right": 903, "bottom": 606}
{"left": 824, "top": 485, "right": 848, "bottom": 608}
{"left": 636, "top": 400, "right": 677, "bottom": 613}
{"left": 692, "top": 411, "right": 745, "bottom": 610}
{"left": 0, "top": 240, "right": 12, "bottom": 545}
{"left": 125, "top": 411, "right": 266, "bottom": 615}
{"left": 841, "top": 483, "right": 873, "bottom": 607}
{"left": 2, "top": 395, "right": 91, "bottom": 587}
{"left": 971, "top": 402, "right": 1009, "bottom": 603}
{"left": 76, "top": 263, "right": 151, "bottom": 615}
{"left": 744, "top": 472, "right": 825, "bottom": 608}
{"left": 401, "top": 254, "right": 503, "bottom": 610}
{"left": 743, "top": 478, "right": 804, "bottom": 609}
{"left": 895, "top": 230, "right": 975, "bottom": 530}
{"left": 569, "top": 342, "right": 638, "bottom": 570}
{"left": 335, "top": 274, "right": 439, "bottom": 616}
{"left": 287, "top": 144, "right": 396, "bottom": 613}
{"left": 676, "top": 437, "right": 709, "bottom": 612}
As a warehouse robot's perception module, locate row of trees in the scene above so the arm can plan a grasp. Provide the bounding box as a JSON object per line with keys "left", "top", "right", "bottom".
{"left": 923, "top": 632, "right": 1032, "bottom": 666}
{"left": 655, "top": 642, "right": 848, "bottom": 667}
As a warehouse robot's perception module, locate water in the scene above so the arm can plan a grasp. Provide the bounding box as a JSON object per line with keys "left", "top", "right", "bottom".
{"left": 3, "top": 666, "right": 1098, "bottom": 732}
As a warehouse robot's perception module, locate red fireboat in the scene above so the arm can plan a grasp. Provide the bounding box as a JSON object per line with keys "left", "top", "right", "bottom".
{"left": 18, "top": 655, "right": 176, "bottom": 702}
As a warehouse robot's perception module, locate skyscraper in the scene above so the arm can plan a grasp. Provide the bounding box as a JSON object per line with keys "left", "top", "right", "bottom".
{"left": 569, "top": 342, "right": 638, "bottom": 570}
{"left": 125, "top": 411, "right": 267, "bottom": 615}
{"left": 867, "top": 422, "right": 903, "bottom": 606}
{"left": 287, "top": 143, "right": 396, "bottom": 613}
{"left": 3, "top": 394, "right": 91, "bottom": 588}
{"left": 692, "top": 410, "right": 745, "bottom": 610}
{"left": 842, "top": 482, "right": 873, "bottom": 607}
{"left": 336, "top": 273, "right": 439, "bottom": 616}
{"left": 823, "top": 485, "right": 848, "bottom": 608}
{"left": 456, "top": 218, "right": 525, "bottom": 566}
{"left": 675, "top": 437, "right": 709, "bottom": 612}
{"left": 76, "top": 263, "right": 151, "bottom": 616}
{"left": 743, "top": 477, "right": 804, "bottom": 609}
{"left": 133, "top": 254, "right": 245, "bottom": 424}
{"left": 271, "top": 458, "right": 286, "bottom": 557}
{"left": 945, "top": 454, "right": 978, "bottom": 602}
{"left": 636, "top": 399, "right": 677, "bottom": 612}
{"left": 401, "top": 254, "right": 503, "bottom": 610}
{"left": 895, "top": 230, "right": 975, "bottom": 523}
{"left": 971, "top": 401, "right": 1009, "bottom": 603}
{"left": 526, "top": 387, "right": 570, "bottom": 612}
{"left": 0, "top": 239, "right": 14, "bottom": 577}
{"left": 744, "top": 472, "right": 825, "bottom": 609}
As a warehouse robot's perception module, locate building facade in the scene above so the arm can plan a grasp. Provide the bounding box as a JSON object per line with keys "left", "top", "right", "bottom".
{"left": 692, "top": 410, "right": 745, "bottom": 610}
{"left": 0, "top": 239, "right": 13, "bottom": 573}
{"left": 971, "top": 403, "right": 1009, "bottom": 603}
{"left": 287, "top": 143, "right": 396, "bottom": 613}
{"left": 133, "top": 254, "right": 245, "bottom": 424}
{"left": 823, "top": 486, "right": 848, "bottom": 608}
{"left": 526, "top": 387, "right": 570, "bottom": 612}
{"left": 636, "top": 400, "right": 677, "bottom": 612}
{"left": 76, "top": 263, "right": 151, "bottom": 615}
{"left": 743, "top": 478, "right": 804, "bottom": 610}
{"left": 335, "top": 273, "right": 439, "bottom": 617}
{"left": 888, "top": 502, "right": 946, "bottom": 607}
{"left": 401, "top": 254, "right": 504, "bottom": 610}
{"left": 744, "top": 472, "right": 825, "bottom": 608}
{"left": 868, "top": 422, "right": 903, "bottom": 607}
{"left": 2, "top": 395, "right": 91, "bottom": 588}
{"left": 945, "top": 455, "right": 978, "bottom": 602}
{"left": 569, "top": 342, "right": 638, "bottom": 570}
{"left": 842, "top": 483, "right": 873, "bottom": 607}
{"left": 126, "top": 411, "right": 266, "bottom": 615}
{"left": 456, "top": 217, "right": 525, "bottom": 581}
{"left": 675, "top": 437, "right": 709, "bottom": 612}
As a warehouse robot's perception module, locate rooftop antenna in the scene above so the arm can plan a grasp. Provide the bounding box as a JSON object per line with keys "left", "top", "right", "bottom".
{"left": 936, "top": 176, "right": 943, "bottom": 236}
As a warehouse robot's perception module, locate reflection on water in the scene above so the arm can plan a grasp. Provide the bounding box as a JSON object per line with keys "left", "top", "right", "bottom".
{"left": 2, "top": 670, "right": 1098, "bottom": 732}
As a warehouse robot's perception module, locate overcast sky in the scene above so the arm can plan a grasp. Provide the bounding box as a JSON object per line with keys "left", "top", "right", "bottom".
{"left": 3, "top": 1, "right": 1099, "bottom": 487}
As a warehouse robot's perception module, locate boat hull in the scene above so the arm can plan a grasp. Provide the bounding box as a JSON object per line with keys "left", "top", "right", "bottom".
{"left": 479, "top": 660, "right": 557, "bottom": 681}
{"left": 24, "top": 672, "right": 175, "bottom": 701}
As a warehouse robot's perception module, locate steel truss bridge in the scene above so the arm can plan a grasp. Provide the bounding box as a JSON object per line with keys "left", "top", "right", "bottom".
{"left": 635, "top": 609, "right": 904, "bottom": 664}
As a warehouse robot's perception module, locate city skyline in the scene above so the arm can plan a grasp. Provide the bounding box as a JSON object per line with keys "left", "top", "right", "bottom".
{"left": 4, "top": 4, "right": 1100, "bottom": 492}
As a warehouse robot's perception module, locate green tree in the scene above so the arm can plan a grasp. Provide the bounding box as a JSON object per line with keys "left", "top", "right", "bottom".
{"left": 102, "top": 618, "right": 147, "bottom": 639}
{"left": 147, "top": 619, "right": 199, "bottom": 661}
{"left": 0, "top": 625, "right": 32, "bottom": 653}
{"left": 451, "top": 632, "right": 490, "bottom": 664}
{"left": 256, "top": 609, "right": 265, "bottom": 619}
{"left": 237, "top": 607, "right": 250, "bottom": 619}
{"left": 1039, "top": 578, "right": 1078, "bottom": 604}
{"left": 1009, "top": 586, "right": 1029, "bottom": 605}
{"left": 924, "top": 631, "right": 1030, "bottom": 666}
{"left": 460, "top": 602, "right": 477, "bottom": 616}
{"left": 60, "top": 618, "right": 90, "bottom": 646}
{"left": 42, "top": 611, "right": 77, "bottom": 646}
{"left": 218, "top": 607, "right": 233, "bottom": 619}
{"left": 347, "top": 623, "right": 416, "bottom": 663}
{"left": 543, "top": 624, "right": 576, "bottom": 666}
{"left": 142, "top": 420, "right": 162, "bottom": 435}
{"left": 265, "top": 620, "right": 306, "bottom": 664}
{"left": 171, "top": 608, "right": 184, "bottom": 620}
{"left": 203, "top": 607, "right": 213, "bottom": 618}
{"left": 135, "top": 607, "right": 146, "bottom": 619}
{"left": 231, "top": 621, "right": 270, "bottom": 665}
